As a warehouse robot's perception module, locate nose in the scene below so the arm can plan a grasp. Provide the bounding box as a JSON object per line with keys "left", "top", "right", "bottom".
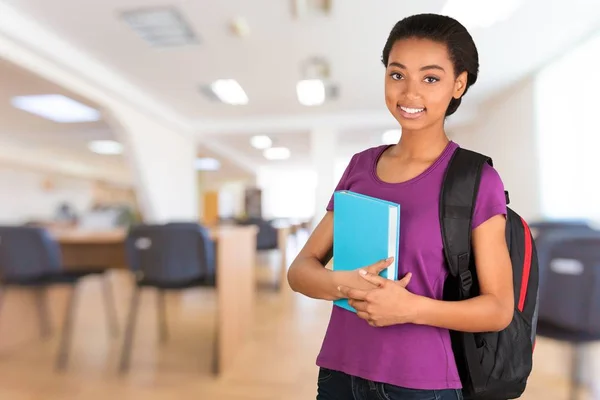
{"left": 402, "top": 79, "right": 420, "bottom": 100}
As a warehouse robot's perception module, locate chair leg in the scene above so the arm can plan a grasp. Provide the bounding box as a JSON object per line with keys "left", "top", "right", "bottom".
{"left": 33, "top": 287, "right": 52, "bottom": 339}
{"left": 101, "top": 274, "right": 119, "bottom": 338}
{"left": 55, "top": 284, "right": 79, "bottom": 371}
{"left": 570, "top": 343, "right": 583, "bottom": 400}
{"left": 118, "top": 285, "right": 141, "bottom": 373}
{"left": 157, "top": 289, "right": 168, "bottom": 344}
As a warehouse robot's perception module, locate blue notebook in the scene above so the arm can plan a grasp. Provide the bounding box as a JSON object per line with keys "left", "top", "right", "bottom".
{"left": 332, "top": 190, "right": 401, "bottom": 313}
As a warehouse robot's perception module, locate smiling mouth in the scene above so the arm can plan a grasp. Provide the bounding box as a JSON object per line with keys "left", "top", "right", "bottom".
{"left": 398, "top": 105, "right": 426, "bottom": 114}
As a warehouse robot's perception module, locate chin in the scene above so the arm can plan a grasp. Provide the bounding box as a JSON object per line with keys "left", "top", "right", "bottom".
{"left": 395, "top": 115, "right": 430, "bottom": 132}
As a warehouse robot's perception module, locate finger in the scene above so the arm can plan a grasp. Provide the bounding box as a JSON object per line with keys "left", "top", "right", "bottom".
{"left": 366, "top": 257, "right": 394, "bottom": 274}
{"left": 337, "top": 285, "right": 368, "bottom": 301}
{"left": 356, "top": 311, "right": 370, "bottom": 321}
{"left": 358, "top": 268, "right": 388, "bottom": 287}
{"left": 349, "top": 299, "right": 368, "bottom": 312}
{"left": 397, "top": 272, "right": 413, "bottom": 288}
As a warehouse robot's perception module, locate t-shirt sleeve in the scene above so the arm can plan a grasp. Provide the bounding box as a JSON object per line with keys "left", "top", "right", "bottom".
{"left": 326, "top": 154, "right": 358, "bottom": 212}
{"left": 472, "top": 163, "right": 508, "bottom": 230}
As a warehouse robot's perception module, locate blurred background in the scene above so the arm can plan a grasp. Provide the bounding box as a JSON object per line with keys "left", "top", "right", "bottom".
{"left": 0, "top": 0, "right": 599, "bottom": 399}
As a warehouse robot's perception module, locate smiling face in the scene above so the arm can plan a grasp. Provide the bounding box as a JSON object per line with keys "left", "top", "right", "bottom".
{"left": 384, "top": 37, "right": 468, "bottom": 132}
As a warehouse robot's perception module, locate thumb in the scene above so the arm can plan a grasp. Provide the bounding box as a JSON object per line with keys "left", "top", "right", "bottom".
{"left": 397, "top": 272, "right": 412, "bottom": 288}
{"left": 367, "top": 257, "right": 394, "bottom": 274}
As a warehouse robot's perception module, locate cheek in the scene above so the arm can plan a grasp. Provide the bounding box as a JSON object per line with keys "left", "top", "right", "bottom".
{"left": 426, "top": 86, "right": 455, "bottom": 114}
{"left": 384, "top": 85, "right": 397, "bottom": 107}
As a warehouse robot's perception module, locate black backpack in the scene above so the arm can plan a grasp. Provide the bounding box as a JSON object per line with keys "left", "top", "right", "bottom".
{"left": 440, "top": 148, "right": 540, "bottom": 400}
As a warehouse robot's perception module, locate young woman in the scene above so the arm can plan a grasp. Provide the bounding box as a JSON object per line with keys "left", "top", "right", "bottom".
{"left": 287, "top": 13, "right": 515, "bottom": 400}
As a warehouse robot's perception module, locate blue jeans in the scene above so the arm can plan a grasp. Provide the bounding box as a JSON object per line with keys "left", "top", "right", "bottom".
{"left": 316, "top": 367, "right": 463, "bottom": 400}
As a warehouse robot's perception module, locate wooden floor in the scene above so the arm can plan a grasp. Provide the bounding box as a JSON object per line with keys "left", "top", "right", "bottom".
{"left": 0, "top": 230, "right": 595, "bottom": 399}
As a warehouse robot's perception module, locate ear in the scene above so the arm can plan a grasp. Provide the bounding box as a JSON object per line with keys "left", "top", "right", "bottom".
{"left": 453, "top": 71, "right": 468, "bottom": 99}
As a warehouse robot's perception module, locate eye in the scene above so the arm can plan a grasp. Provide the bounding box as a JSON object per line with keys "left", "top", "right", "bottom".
{"left": 390, "top": 72, "right": 403, "bottom": 81}
{"left": 424, "top": 76, "right": 439, "bottom": 84}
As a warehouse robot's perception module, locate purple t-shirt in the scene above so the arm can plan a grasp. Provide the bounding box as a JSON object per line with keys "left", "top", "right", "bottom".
{"left": 316, "top": 141, "right": 507, "bottom": 390}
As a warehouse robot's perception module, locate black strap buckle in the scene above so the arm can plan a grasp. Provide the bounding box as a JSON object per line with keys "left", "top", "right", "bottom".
{"left": 459, "top": 270, "right": 472, "bottom": 295}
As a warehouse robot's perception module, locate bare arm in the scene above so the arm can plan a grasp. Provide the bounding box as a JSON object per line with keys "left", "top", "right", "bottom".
{"left": 287, "top": 212, "right": 388, "bottom": 300}
{"left": 414, "top": 214, "right": 515, "bottom": 332}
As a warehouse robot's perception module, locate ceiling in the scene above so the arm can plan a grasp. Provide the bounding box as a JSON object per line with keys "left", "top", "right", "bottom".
{"left": 5, "top": 0, "right": 600, "bottom": 123}
{"left": 2, "top": 0, "right": 600, "bottom": 176}
{"left": 0, "top": 57, "right": 130, "bottom": 182}
{"left": 206, "top": 128, "right": 389, "bottom": 168}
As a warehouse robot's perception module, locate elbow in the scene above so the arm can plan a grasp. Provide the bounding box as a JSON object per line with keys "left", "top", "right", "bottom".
{"left": 492, "top": 302, "right": 514, "bottom": 332}
{"left": 286, "top": 263, "right": 300, "bottom": 293}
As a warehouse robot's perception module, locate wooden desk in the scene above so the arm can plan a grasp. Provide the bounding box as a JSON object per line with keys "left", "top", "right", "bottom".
{"left": 52, "top": 225, "right": 257, "bottom": 375}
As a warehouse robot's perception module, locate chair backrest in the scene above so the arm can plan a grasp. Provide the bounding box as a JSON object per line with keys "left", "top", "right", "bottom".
{"left": 535, "top": 230, "right": 600, "bottom": 334}
{"left": 236, "top": 218, "right": 277, "bottom": 250}
{"left": 0, "top": 226, "right": 62, "bottom": 280}
{"left": 125, "top": 223, "right": 215, "bottom": 284}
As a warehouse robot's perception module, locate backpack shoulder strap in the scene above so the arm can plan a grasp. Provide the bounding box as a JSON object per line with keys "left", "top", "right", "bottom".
{"left": 440, "top": 147, "right": 492, "bottom": 299}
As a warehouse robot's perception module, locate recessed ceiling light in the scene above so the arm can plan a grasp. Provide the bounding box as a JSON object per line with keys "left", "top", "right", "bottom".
{"left": 382, "top": 129, "right": 402, "bottom": 145}
{"left": 88, "top": 140, "right": 123, "bottom": 155}
{"left": 11, "top": 94, "right": 101, "bottom": 123}
{"left": 120, "top": 7, "right": 199, "bottom": 47}
{"left": 441, "top": 0, "right": 522, "bottom": 29}
{"left": 250, "top": 135, "right": 272, "bottom": 149}
{"left": 291, "top": 0, "right": 333, "bottom": 18}
{"left": 209, "top": 79, "right": 249, "bottom": 105}
{"left": 195, "top": 157, "right": 220, "bottom": 171}
{"left": 264, "top": 147, "right": 291, "bottom": 160}
{"left": 296, "top": 79, "right": 325, "bottom": 106}
{"left": 230, "top": 16, "right": 250, "bottom": 37}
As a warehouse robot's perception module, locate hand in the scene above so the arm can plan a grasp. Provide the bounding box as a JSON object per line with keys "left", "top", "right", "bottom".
{"left": 333, "top": 257, "right": 395, "bottom": 293}
{"left": 338, "top": 270, "right": 420, "bottom": 327}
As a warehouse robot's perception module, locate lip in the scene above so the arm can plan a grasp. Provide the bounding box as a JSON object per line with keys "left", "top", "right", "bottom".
{"left": 397, "top": 105, "right": 426, "bottom": 120}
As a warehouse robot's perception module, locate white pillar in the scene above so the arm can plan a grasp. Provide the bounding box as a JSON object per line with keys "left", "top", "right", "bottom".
{"left": 108, "top": 108, "right": 199, "bottom": 224}
{"left": 310, "top": 128, "right": 337, "bottom": 229}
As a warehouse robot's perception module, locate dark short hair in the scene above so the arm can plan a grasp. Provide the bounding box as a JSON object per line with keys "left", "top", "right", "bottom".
{"left": 381, "top": 13, "right": 479, "bottom": 116}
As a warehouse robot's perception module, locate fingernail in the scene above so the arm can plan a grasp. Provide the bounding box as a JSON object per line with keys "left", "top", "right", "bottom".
{"left": 337, "top": 286, "right": 341, "bottom": 291}
{"left": 358, "top": 269, "right": 367, "bottom": 276}
{"left": 387, "top": 257, "right": 394, "bottom": 262}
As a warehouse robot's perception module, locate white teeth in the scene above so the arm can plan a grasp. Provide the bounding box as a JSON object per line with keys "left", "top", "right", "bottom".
{"left": 400, "top": 106, "right": 424, "bottom": 114}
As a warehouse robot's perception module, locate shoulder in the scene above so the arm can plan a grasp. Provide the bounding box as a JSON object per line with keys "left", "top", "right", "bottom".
{"left": 343, "top": 145, "right": 389, "bottom": 173}
{"left": 480, "top": 162, "right": 504, "bottom": 191}
{"left": 349, "top": 145, "right": 388, "bottom": 166}
{"left": 453, "top": 145, "right": 507, "bottom": 228}
{"left": 473, "top": 161, "right": 507, "bottom": 228}
{"left": 453, "top": 145, "right": 504, "bottom": 193}
{"left": 353, "top": 144, "right": 388, "bottom": 160}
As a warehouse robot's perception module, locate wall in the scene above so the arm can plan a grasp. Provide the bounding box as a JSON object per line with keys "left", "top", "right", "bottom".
{"left": 0, "top": 166, "right": 93, "bottom": 224}
{"left": 534, "top": 31, "right": 600, "bottom": 222}
{"left": 217, "top": 180, "right": 250, "bottom": 219}
{"left": 450, "top": 77, "right": 541, "bottom": 221}
{"left": 256, "top": 166, "right": 317, "bottom": 220}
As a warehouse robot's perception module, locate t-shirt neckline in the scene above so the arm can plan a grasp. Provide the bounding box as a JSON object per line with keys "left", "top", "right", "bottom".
{"left": 370, "top": 140, "right": 457, "bottom": 187}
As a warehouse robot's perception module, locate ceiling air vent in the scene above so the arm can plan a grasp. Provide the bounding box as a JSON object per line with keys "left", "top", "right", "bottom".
{"left": 291, "top": 0, "right": 332, "bottom": 18}
{"left": 120, "top": 7, "right": 199, "bottom": 48}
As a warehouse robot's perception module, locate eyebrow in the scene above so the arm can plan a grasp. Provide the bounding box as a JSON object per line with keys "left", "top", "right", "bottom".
{"left": 388, "top": 62, "right": 445, "bottom": 72}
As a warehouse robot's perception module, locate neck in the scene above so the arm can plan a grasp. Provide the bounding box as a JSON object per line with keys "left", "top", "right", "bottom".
{"left": 392, "top": 122, "right": 449, "bottom": 161}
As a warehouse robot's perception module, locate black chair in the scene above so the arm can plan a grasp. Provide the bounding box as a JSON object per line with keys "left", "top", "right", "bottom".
{"left": 118, "top": 223, "right": 216, "bottom": 372}
{"left": 0, "top": 226, "right": 119, "bottom": 371}
{"left": 534, "top": 229, "right": 600, "bottom": 400}
{"left": 237, "top": 217, "right": 278, "bottom": 251}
